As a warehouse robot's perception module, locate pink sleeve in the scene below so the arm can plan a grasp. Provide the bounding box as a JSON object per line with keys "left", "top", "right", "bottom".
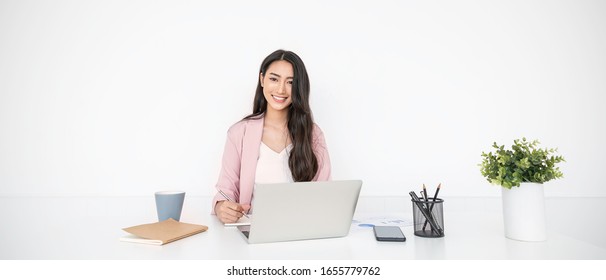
{"left": 312, "top": 124, "right": 332, "bottom": 181}
{"left": 211, "top": 125, "right": 243, "bottom": 214}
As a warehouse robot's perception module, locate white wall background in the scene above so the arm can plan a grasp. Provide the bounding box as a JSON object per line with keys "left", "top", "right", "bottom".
{"left": 1, "top": 0, "right": 604, "bottom": 197}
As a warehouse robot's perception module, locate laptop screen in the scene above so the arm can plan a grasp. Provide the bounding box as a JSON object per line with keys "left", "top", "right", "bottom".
{"left": 239, "top": 180, "right": 362, "bottom": 244}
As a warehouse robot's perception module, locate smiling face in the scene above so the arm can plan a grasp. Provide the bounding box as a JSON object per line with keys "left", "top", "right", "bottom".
{"left": 260, "top": 60, "right": 294, "bottom": 113}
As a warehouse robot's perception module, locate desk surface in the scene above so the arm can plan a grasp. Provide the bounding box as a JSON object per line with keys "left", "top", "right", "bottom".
{"left": 1, "top": 196, "right": 605, "bottom": 260}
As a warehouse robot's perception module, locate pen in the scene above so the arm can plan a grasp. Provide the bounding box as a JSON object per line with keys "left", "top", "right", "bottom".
{"left": 218, "top": 189, "right": 250, "bottom": 218}
{"left": 409, "top": 191, "right": 437, "bottom": 234}
{"left": 409, "top": 191, "right": 442, "bottom": 235}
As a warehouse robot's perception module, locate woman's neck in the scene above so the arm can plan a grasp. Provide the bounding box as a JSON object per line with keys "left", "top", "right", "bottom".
{"left": 264, "top": 108, "right": 288, "bottom": 127}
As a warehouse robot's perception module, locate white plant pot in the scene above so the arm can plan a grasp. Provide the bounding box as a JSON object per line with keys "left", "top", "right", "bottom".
{"left": 501, "top": 182, "right": 547, "bottom": 242}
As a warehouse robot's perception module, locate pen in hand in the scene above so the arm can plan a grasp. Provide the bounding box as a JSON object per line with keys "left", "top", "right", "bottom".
{"left": 218, "top": 189, "right": 250, "bottom": 219}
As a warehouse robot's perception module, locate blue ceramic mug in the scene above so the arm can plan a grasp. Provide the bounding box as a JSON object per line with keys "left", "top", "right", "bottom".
{"left": 155, "top": 191, "right": 185, "bottom": 221}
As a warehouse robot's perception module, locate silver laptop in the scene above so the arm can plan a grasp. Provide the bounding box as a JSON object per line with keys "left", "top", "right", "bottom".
{"left": 237, "top": 180, "right": 362, "bottom": 244}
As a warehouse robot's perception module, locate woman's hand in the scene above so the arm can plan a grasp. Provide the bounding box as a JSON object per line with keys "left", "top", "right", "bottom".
{"left": 215, "top": 200, "right": 251, "bottom": 224}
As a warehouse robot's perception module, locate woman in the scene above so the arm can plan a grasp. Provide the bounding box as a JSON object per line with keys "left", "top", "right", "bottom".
{"left": 212, "top": 49, "right": 331, "bottom": 223}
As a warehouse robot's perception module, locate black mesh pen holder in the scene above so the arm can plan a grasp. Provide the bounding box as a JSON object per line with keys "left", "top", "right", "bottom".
{"left": 412, "top": 198, "right": 445, "bottom": 238}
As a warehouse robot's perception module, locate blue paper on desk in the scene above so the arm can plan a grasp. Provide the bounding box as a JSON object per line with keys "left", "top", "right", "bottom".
{"left": 352, "top": 214, "right": 412, "bottom": 228}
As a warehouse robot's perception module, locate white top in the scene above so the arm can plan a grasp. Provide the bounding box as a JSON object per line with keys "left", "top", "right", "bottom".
{"left": 255, "top": 142, "right": 294, "bottom": 184}
{"left": 251, "top": 142, "right": 294, "bottom": 213}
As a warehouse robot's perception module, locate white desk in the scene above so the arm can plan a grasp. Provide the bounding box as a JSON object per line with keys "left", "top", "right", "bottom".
{"left": 1, "top": 196, "right": 605, "bottom": 259}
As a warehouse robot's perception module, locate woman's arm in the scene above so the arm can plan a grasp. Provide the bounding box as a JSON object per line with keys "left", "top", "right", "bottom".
{"left": 211, "top": 125, "right": 243, "bottom": 214}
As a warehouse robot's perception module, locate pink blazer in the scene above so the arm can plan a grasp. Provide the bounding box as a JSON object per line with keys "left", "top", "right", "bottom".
{"left": 211, "top": 116, "right": 331, "bottom": 213}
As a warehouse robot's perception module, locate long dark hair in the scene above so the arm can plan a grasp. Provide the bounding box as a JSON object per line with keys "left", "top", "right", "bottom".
{"left": 244, "top": 49, "right": 318, "bottom": 182}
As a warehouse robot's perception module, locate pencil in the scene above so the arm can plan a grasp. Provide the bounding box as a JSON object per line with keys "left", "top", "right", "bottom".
{"left": 422, "top": 184, "right": 430, "bottom": 210}
{"left": 432, "top": 183, "right": 441, "bottom": 202}
{"left": 423, "top": 183, "right": 442, "bottom": 231}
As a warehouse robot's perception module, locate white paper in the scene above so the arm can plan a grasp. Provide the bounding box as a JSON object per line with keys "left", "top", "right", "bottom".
{"left": 224, "top": 215, "right": 252, "bottom": 227}
{"left": 119, "top": 234, "right": 163, "bottom": 245}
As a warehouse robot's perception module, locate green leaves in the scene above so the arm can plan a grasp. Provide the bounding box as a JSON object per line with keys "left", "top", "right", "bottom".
{"left": 479, "top": 137, "right": 565, "bottom": 189}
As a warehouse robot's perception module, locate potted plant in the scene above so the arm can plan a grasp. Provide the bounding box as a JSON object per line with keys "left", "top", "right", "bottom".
{"left": 480, "top": 138, "right": 565, "bottom": 241}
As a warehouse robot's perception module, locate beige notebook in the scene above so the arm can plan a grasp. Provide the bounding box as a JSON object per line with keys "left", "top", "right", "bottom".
{"left": 120, "top": 218, "right": 208, "bottom": 245}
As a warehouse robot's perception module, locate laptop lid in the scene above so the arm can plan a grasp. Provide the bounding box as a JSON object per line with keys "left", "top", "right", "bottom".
{"left": 240, "top": 180, "right": 362, "bottom": 244}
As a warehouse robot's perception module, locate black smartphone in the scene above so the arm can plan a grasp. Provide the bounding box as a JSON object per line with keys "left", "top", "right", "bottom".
{"left": 373, "top": 226, "right": 406, "bottom": 242}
